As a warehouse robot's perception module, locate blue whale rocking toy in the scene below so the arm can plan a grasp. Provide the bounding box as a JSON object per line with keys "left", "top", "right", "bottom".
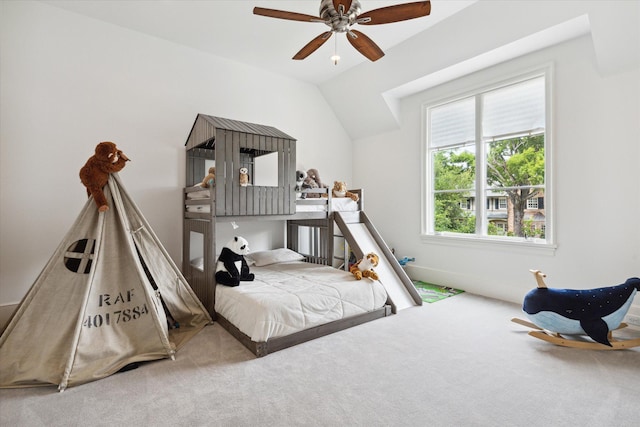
{"left": 512, "top": 270, "right": 640, "bottom": 350}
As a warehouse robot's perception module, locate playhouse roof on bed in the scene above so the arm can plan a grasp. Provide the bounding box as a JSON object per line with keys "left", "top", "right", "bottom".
{"left": 185, "top": 114, "right": 295, "bottom": 151}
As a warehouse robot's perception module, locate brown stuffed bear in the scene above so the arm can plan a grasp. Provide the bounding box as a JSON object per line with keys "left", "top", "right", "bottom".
{"left": 201, "top": 166, "right": 215, "bottom": 188}
{"left": 80, "top": 141, "right": 129, "bottom": 212}
{"left": 332, "top": 181, "right": 359, "bottom": 202}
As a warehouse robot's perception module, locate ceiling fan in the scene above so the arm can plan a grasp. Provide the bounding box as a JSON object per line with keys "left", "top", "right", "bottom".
{"left": 253, "top": 0, "right": 431, "bottom": 62}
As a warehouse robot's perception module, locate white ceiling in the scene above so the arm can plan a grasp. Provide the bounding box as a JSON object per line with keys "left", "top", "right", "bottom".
{"left": 41, "top": 0, "right": 477, "bottom": 85}
{"left": 37, "top": 1, "right": 640, "bottom": 140}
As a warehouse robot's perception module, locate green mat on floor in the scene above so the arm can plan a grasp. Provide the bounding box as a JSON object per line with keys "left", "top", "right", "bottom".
{"left": 413, "top": 281, "right": 464, "bottom": 303}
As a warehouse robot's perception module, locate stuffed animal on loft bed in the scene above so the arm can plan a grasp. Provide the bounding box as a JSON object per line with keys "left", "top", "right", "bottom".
{"left": 295, "top": 170, "right": 306, "bottom": 198}
{"left": 512, "top": 270, "right": 640, "bottom": 350}
{"left": 201, "top": 167, "right": 215, "bottom": 188}
{"left": 239, "top": 167, "right": 250, "bottom": 187}
{"left": 80, "top": 141, "right": 130, "bottom": 212}
{"left": 301, "top": 168, "right": 328, "bottom": 198}
{"left": 332, "top": 181, "right": 359, "bottom": 202}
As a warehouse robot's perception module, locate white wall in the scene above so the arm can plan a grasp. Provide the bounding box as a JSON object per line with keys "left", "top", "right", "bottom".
{"left": 0, "top": 1, "right": 352, "bottom": 306}
{"left": 2, "top": 1, "right": 638, "bottom": 321}
{"left": 352, "top": 35, "right": 640, "bottom": 310}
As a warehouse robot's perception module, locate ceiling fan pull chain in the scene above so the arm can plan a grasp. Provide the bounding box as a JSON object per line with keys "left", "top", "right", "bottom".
{"left": 332, "top": 35, "right": 340, "bottom": 65}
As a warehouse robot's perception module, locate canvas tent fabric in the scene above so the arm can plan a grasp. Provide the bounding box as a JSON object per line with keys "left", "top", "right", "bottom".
{"left": 0, "top": 173, "right": 211, "bottom": 391}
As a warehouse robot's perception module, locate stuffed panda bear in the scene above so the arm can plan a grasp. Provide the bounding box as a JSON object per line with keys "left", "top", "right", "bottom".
{"left": 215, "top": 236, "right": 255, "bottom": 287}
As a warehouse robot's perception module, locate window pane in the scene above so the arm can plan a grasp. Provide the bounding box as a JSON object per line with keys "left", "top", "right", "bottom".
{"left": 483, "top": 77, "right": 545, "bottom": 139}
{"left": 523, "top": 198, "right": 546, "bottom": 239}
{"left": 433, "top": 146, "right": 475, "bottom": 191}
{"left": 485, "top": 134, "right": 545, "bottom": 238}
{"left": 430, "top": 97, "right": 475, "bottom": 148}
{"left": 434, "top": 192, "right": 476, "bottom": 234}
{"left": 484, "top": 187, "right": 547, "bottom": 239}
{"left": 485, "top": 135, "right": 545, "bottom": 189}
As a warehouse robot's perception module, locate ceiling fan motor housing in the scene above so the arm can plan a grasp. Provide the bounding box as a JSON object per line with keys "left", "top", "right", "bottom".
{"left": 320, "top": 0, "right": 362, "bottom": 33}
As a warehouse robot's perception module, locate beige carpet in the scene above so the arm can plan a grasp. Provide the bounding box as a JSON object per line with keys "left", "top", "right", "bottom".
{"left": 1, "top": 293, "right": 638, "bottom": 426}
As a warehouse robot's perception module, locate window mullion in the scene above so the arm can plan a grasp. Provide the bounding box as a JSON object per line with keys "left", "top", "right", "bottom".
{"left": 475, "top": 95, "right": 486, "bottom": 236}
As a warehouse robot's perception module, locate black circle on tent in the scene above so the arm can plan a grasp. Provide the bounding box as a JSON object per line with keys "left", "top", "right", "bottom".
{"left": 64, "top": 238, "right": 96, "bottom": 274}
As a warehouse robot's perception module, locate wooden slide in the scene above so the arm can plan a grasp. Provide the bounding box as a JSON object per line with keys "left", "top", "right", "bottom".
{"left": 334, "top": 211, "right": 422, "bottom": 313}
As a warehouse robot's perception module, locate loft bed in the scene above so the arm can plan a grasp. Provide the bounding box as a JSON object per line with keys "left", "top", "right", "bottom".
{"left": 182, "top": 114, "right": 391, "bottom": 356}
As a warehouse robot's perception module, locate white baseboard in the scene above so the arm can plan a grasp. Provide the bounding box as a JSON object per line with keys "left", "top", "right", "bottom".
{"left": 404, "top": 264, "right": 524, "bottom": 304}
{"left": 624, "top": 305, "right": 640, "bottom": 330}
{"left": 405, "top": 265, "right": 640, "bottom": 331}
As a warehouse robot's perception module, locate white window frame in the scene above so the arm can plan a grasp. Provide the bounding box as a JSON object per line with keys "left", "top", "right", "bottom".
{"left": 421, "top": 66, "right": 556, "bottom": 254}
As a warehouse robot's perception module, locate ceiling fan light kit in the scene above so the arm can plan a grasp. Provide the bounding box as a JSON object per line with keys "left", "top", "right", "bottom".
{"left": 254, "top": 0, "right": 431, "bottom": 63}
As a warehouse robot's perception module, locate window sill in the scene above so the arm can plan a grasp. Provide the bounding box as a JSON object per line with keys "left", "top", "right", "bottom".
{"left": 420, "top": 233, "right": 557, "bottom": 256}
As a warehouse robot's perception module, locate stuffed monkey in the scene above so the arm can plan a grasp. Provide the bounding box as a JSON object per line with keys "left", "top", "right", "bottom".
{"left": 79, "top": 141, "right": 129, "bottom": 212}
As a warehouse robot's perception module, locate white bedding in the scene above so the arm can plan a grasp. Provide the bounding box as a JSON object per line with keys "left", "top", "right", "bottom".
{"left": 214, "top": 261, "right": 388, "bottom": 342}
{"left": 186, "top": 188, "right": 210, "bottom": 199}
{"left": 186, "top": 193, "right": 358, "bottom": 213}
{"left": 295, "top": 197, "right": 357, "bottom": 212}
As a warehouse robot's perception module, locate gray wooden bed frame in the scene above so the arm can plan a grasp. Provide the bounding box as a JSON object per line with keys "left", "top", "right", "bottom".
{"left": 216, "top": 306, "right": 392, "bottom": 357}
{"left": 181, "top": 115, "right": 392, "bottom": 356}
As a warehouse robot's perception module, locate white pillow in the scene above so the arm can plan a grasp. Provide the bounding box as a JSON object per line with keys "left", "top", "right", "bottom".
{"left": 245, "top": 248, "right": 304, "bottom": 267}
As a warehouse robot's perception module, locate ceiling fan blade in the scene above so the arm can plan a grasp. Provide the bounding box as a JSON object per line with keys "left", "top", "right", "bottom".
{"left": 332, "top": 0, "right": 353, "bottom": 15}
{"left": 253, "top": 7, "right": 323, "bottom": 23}
{"left": 293, "top": 32, "right": 334, "bottom": 60}
{"left": 346, "top": 30, "right": 384, "bottom": 62}
{"left": 357, "top": 1, "right": 431, "bottom": 25}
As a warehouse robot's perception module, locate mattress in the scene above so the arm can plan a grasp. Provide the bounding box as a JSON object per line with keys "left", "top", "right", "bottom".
{"left": 295, "top": 197, "right": 357, "bottom": 212}
{"left": 185, "top": 191, "right": 358, "bottom": 213}
{"left": 214, "top": 261, "right": 388, "bottom": 342}
{"left": 186, "top": 188, "right": 209, "bottom": 199}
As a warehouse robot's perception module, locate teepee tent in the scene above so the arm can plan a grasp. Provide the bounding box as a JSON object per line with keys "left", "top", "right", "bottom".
{"left": 0, "top": 173, "right": 211, "bottom": 391}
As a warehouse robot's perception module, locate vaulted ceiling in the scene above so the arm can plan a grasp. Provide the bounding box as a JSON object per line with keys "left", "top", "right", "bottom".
{"left": 41, "top": 1, "right": 640, "bottom": 140}
{"left": 41, "top": 1, "right": 478, "bottom": 85}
